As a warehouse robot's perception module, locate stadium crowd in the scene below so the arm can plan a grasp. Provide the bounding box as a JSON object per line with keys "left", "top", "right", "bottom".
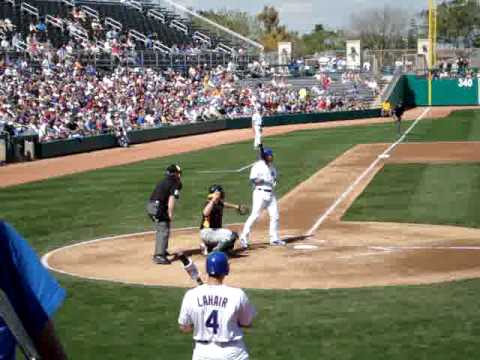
{"left": 0, "top": 55, "right": 372, "bottom": 142}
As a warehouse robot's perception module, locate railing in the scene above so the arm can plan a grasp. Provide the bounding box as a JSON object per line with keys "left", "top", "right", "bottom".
{"left": 163, "top": 0, "right": 264, "bottom": 52}
{"left": 81, "top": 5, "right": 99, "bottom": 21}
{"left": 61, "top": 0, "right": 74, "bottom": 7}
{"left": 170, "top": 19, "right": 188, "bottom": 35}
{"left": 46, "top": 15, "right": 63, "bottom": 29}
{"left": 147, "top": 9, "right": 165, "bottom": 24}
{"left": 381, "top": 73, "right": 402, "bottom": 103}
{"left": 96, "top": 40, "right": 105, "bottom": 50}
{"left": 14, "top": 40, "right": 26, "bottom": 52}
{"left": 128, "top": 29, "right": 147, "bottom": 45}
{"left": 193, "top": 31, "right": 211, "bottom": 47}
{"left": 216, "top": 42, "right": 233, "bottom": 55}
{"left": 125, "top": 0, "right": 142, "bottom": 12}
{"left": 20, "top": 2, "right": 39, "bottom": 18}
{"left": 65, "top": 21, "right": 88, "bottom": 42}
{"left": 0, "top": 49, "right": 260, "bottom": 72}
{"left": 105, "top": 17, "right": 122, "bottom": 32}
{"left": 153, "top": 40, "right": 171, "bottom": 54}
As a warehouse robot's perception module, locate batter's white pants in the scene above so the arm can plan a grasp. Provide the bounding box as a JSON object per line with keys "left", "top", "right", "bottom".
{"left": 253, "top": 125, "right": 262, "bottom": 149}
{"left": 241, "top": 189, "right": 279, "bottom": 243}
{"left": 192, "top": 340, "right": 249, "bottom": 360}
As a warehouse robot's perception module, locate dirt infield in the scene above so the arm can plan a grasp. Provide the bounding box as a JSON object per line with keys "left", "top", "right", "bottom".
{"left": 44, "top": 141, "right": 480, "bottom": 289}
{"left": 0, "top": 106, "right": 472, "bottom": 188}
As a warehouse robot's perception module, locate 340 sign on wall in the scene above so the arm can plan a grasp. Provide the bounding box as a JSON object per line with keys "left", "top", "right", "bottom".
{"left": 458, "top": 78, "right": 474, "bottom": 88}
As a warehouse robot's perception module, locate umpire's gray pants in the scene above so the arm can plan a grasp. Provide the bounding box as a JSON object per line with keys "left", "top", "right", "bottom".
{"left": 154, "top": 221, "right": 170, "bottom": 256}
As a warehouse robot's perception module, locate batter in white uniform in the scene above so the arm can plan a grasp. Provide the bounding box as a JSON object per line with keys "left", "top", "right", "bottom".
{"left": 178, "top": 251, "right": 256, "bottom": 360}
{"left": 251, "top": 108, "right": 263, "bottom": 149}
{"left": 240, "top": 147, "right": 285, "bottom": 248}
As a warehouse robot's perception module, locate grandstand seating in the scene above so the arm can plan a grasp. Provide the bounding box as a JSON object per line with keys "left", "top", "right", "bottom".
{"left": 0, "top": 0, "right": 227, "bottom": 51}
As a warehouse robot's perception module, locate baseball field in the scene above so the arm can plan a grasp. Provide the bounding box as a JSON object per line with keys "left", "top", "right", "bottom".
{"left": 2, "top": 107, "right": 480, "bottom": 358}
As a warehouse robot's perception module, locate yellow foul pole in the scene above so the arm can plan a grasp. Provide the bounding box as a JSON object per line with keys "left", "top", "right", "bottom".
{"left": 428, "top": 0, "right": 437, "bottom": 106}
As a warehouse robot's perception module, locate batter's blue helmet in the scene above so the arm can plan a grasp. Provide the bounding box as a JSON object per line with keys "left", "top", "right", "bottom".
{"left": 206, "top": 251, "right": 229, "bottom": 277}
{"left": 263, "top": 147, "right": 273, "bottom": 157}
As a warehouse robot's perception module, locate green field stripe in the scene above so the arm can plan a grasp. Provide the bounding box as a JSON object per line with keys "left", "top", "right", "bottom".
{"left": 343, "top": 164, "right": 427, "bottom": 222}
{"left": 345, "top": 163, "right": 480, "bottom": 229}
{"left": 467, "top": 112, "right": 480, "bottom": 141}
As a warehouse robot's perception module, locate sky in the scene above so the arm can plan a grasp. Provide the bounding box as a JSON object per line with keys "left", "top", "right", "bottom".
{"left": 174, "top": 0, "right": 427, "bottom": 34}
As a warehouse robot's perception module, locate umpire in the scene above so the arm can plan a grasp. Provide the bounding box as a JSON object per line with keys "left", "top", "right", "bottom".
{"left": 146, "top": 164, "right": 183, "bottom": 265}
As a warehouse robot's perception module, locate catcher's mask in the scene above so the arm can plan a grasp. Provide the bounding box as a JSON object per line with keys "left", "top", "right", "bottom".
{"left": 208, "top": 184, "right": 225, "bottom": 199}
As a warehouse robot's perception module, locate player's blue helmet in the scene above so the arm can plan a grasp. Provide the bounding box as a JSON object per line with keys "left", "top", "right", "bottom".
{"left": 263, "top": 147, "right": 273, "bottom": 157}
{"left": 206, "top": 251, "right": 229, "bottom": 277}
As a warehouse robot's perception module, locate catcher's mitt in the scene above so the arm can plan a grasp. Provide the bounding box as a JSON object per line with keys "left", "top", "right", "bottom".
{"left": 237, "top": 204, "right": 249, "bottom": 215}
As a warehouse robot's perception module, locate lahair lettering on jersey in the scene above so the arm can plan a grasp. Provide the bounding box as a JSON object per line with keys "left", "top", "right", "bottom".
{"left": 197, "top": 295, "right": 229, "bottom": 308}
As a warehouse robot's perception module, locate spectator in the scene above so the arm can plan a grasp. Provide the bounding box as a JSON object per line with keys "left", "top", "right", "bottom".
{"left": 0, "top": 62, "right": 372, "bottom": 142}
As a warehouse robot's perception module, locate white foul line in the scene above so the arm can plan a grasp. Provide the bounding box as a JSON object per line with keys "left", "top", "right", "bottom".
{"left": 197, "top": 162, "right": 254, "bottom": 174}
{"left": 307, "top": 107, "right": 431, "bottom": 236}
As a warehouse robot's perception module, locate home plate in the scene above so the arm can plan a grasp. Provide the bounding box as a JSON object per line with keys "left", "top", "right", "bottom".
{"left": 378, "top": 154, "right": 390, "bottom": 159}
{"left": 293, "top": 244, "right": 319, "bottom": 250}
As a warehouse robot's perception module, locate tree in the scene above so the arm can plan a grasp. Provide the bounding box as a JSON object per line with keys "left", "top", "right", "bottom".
{"left": 427, "top": 0, "right": 480, "bottom": 47}
{"left": 255, "top": 5, "right": 296, "bottom": 52}
{"left": 407, "top": 18, "right": 419, "bottom": 49}
{"left": 349, "top": 5, "right": 409, "bottom": 50}
{"left": 301, "top": 24, "right": 345, "bottom": 55}
{"left": 256, "top": 6, "right": 280, "bottom": 34}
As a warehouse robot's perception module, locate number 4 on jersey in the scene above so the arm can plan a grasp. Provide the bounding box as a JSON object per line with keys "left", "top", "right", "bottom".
{"left": 206, "top": 310, "right": 219, "bottom": 334}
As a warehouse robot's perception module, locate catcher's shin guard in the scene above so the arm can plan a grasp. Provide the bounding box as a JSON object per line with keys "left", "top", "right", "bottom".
{"left": 214, "top": 231, "right": 238, "bottom": 253}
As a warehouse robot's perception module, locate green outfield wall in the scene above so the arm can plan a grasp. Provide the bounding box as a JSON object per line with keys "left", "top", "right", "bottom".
{"left": 20, "top": 109, "right": 379, "bottom": 160}
{"left": 388, "top": 75, "right": 480, "bottom": 107}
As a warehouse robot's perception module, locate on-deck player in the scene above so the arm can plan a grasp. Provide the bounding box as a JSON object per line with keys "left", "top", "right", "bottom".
{"left": 240, "top": 146, "right": 285, "bottom": 248}
{"left": 178, "top": 251, "right": 256, "bottom": 360}
{"left": 251, "top": 106, "right": 263, "bottom": 150}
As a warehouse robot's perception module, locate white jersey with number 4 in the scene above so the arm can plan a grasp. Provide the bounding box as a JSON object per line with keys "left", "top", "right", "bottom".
{"left": 178, "top": 284, "right": 256, "bottom": 342}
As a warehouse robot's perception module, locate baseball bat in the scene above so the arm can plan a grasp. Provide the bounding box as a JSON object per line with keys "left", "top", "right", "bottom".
{"left": 0, "top": 289, "right": 41, "bottom": 360}
{"left": 178, "top": 253, "right": 204, "bottom": 286}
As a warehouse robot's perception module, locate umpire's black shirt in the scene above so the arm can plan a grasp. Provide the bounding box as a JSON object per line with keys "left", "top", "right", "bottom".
{"left": 149, "top": 175, "right": 182, "bottom": 222}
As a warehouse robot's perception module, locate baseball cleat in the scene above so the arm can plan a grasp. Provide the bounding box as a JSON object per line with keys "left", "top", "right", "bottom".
{"left": 152, "top": 255, "right": 171, "bottom": 265}
{"left": 270, "top": 240, "right": 286, "bottom": 246}
{"left": 240, "top": 237, "right": 249, "bottom": 250}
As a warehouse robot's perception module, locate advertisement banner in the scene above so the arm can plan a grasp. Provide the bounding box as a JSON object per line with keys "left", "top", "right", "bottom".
{"left": 346, "top": 40, "right": 361, "bottom": 69}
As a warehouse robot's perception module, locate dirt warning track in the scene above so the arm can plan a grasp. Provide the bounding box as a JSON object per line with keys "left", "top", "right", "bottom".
{"left": 43, "top": 141, "right": 480, "bottom": 290}
{"left": 0, "top": 106, "right": 470, "bottom": 188}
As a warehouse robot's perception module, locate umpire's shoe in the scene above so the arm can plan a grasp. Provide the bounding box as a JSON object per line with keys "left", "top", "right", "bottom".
{"left": 153, "top": 254, "right": 171, "bottom": 265}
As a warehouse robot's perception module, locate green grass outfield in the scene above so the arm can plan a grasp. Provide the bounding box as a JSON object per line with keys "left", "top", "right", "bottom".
{"left": 3, "top": 109, "right": 480, "bottom": 359}
{"left": 344, "top": 163, "right": 480, "bottom": 228}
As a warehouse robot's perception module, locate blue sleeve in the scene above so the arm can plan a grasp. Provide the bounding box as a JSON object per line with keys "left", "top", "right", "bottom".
{"left": 0, "top": 221, "right": 66, "bottom": 339}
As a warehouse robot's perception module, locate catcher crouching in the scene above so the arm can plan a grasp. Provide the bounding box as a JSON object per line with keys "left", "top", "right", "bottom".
{"left": 200, "top": 185, "right": 249, "bottom": 256}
